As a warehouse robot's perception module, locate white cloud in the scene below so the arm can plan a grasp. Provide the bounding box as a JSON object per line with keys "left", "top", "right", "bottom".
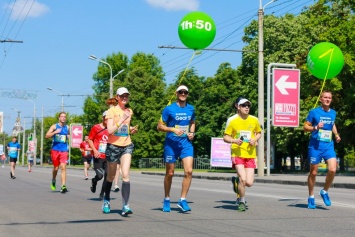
{"left": 145, "top": 0, "right": 199, "bottom": 11}
{"left": 7, "top": 0, "right": 49, "bottom": 20}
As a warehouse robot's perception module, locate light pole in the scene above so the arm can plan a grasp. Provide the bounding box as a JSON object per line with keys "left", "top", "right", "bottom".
{"left": 47, "top": 87, "right": 64, "bottom": 112}
{"left": 89, "top": 55, "right": 124, "bottom": 98}
{"left": 258, "top": 0, "right": 276, "bottom": 177}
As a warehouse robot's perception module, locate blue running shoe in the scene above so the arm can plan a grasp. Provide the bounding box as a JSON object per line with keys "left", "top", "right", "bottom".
{"left": 163, "top": 199, "right": 171, "bottom": 212}
{"left": 102, "top": 200, "right": 110, "bottom": 214}
{"left": 177, "top": 199, "right": 191, "bottom": 212}
{"left": 308, "top": 197, "right": 316, "bottom": 209}
{"left": 320, "top": 190, "right": 331, "bottom": 206}
{"left": 121, "top": 205, "right": 133, "bottom": 216}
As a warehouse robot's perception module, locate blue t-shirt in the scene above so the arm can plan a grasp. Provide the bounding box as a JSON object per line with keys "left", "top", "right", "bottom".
{"left": 7, "top": 142, "right": 21, "bottom": 158}
{"left": 305, "top": 106, "right": 336, "bottom": 148}
{"left": 161, "top": 102, "right": 195, "bottom": 143}
{"left": 51, "top": 123, "right": 69, "bottom": 152}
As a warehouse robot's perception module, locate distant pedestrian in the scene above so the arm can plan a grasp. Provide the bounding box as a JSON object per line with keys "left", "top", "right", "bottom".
{"left": 1, "top": 151, "right": 6, "bottom": 168}
{"left": 223, "top": 98, "right": 262, "bottom": 212}
{"left": 7, "top": 136, "right": 21, "bottom": 179}
{"left": 101, "top": 87, "right": 138, "bottom": 216}
{"left": 304, "top": 91, "right": 341, "bottom": 209}
{"left": 88, "top": 111, "right": 109, "bottom": 201}
{"left": 80, "top": 136, "right": 93, "bottom": 180}
{"left": 45, "top": 112, "right": 70, "bottom": 193}
{"left": 26, "top": 150, "right": 35, "bottom": 172}
{"left": 157, "top": 85, "right": 196, "bottom": 213}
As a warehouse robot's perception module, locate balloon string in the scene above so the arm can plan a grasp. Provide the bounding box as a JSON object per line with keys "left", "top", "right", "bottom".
{"left": 167, "top": 50, "right": 199, "bottom": 105}
{"left": 313, "top": 48, "right": 334, "bottom": 108}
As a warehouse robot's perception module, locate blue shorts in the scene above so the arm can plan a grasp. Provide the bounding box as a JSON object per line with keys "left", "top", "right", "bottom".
{"left": 308, "top": 146, "right": 336, "bottom": 165}
{"left": 163, "top": 140, "right": 194, "bottom": 163}
{"left": 105, "top": 143, "right": 134, "bottom": 164}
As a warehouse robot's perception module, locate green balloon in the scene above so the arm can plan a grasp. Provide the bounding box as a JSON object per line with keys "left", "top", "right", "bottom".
{"left": 307, "top": 42, "right": 344, "bottom": 80}
{"left": 178, "top": 12, "right": 216, "bottom": 50}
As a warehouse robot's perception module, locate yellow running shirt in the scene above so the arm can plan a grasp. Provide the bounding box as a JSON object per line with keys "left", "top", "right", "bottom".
{"left": 224, "top": 115, "right": 262, "bottom": 158}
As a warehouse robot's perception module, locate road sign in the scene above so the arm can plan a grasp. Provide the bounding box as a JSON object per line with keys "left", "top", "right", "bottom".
{"left": 272, "top": 68, "right": 300, "bottom": 127}
{"left": 70, "top": 124, "right": 83, "bottom": 148}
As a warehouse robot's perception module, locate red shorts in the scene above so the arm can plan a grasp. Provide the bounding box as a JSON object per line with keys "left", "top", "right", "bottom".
{"left": 231, "top": 157, "right": 256, "bottom": 169}
{"left": 51, "top": 150, "right": 68, "bottom": 167}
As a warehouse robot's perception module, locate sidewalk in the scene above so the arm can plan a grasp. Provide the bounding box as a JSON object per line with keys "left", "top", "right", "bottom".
{"left": 141, "top": 171, "right": 355, "bottom": 189}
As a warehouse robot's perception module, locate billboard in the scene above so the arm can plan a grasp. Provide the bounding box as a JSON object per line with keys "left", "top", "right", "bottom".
{"left": 210, "top": 137, "right": 232, "bottom": 168}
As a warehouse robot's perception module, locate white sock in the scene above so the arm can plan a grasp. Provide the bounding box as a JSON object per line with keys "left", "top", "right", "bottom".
{"left": 309, "top": 195, "right": 315, "bottom": 198}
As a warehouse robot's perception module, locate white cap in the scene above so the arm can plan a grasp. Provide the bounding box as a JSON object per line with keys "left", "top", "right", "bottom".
{"left": 238, "top": 98, "right": 251, "bottom": 106}
{"left": 176, "top": 85, "right": 188, "bottom": 92}
{"left": 116, "top": 87, "right": 130, "bottom": 95}
{"left": 102, "top": 111, "right": 107, "bottom": 117}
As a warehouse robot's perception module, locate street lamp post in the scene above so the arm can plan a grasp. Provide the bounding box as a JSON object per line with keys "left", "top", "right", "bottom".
{"left": 89, "top": 55, "right": 124, "bottom": 98}
{"left": 258, "top": 0, "right": 276, "bottom": 177}
{"left": 47, "top": 87, "right": 64, "bottom": 112}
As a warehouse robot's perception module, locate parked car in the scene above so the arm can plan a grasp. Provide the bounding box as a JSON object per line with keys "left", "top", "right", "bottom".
{"left": 36, "top": 158, "right": 41, "bottom": 165}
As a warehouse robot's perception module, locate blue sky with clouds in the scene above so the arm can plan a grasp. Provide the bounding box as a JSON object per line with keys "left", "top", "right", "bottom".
{"left": 0, "top": 0, "right": 314, "bottom": 135}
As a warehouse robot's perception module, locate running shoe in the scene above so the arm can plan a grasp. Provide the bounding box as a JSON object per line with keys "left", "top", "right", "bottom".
{"left": 12, "top": 176, "right": 16, "bottom": 179}
{"left": 85, "top": 176, "right": 88, "bottom": 180}
{"left": 177, "top": 199, "right": 191, "bottom": 212}
{"left": 113, "top": 185, "right": 120, "bottom": 192}
{"left": 231, "top": 176, "right": 239, "bottom": 195}
{"left": 102, "top": 199, "right": 110, "bottom": 214}
{"left": 319, "top": 190, "right": 331, "bottom": 206}
{"left": 51, "top": 180, "right": 56, "bottom": 191}
{"left": 238, "top": 202, "right": 246, "bottom": 212}
{"left": 90, "top": 178, "right": 97, "bottom": 193}
{"left": 162, "top": 199, "right": 171, "bottom": 212}
{"left": 308, "top": 197, "right": 316, "bottom": 209}
{"left": 60, "top": 185, "right": 68, "bottom": 193}
{"left": 236, "top": 198, "right": 247, "bottom": 206}
{"left": 121, "top": 205, "right": 133, "bottom": 216}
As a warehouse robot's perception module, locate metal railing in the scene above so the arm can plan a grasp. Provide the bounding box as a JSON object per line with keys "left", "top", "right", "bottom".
{"left": 139, "top": 158, "right": 211, "bottom": 170}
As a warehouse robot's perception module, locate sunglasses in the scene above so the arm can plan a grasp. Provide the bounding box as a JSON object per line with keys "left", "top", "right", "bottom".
{"left": 240, "top": 103, "right": 251, "bottom": 108}
{"left": 177, "top": 90, "right": 189, "bottom": 95}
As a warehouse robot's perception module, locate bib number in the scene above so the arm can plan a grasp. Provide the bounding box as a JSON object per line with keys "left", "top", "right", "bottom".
{"left": 114, "top": 124, "right": 129, "bottom": 137}
{"left": 54, "top": 134, "right": 67, "bottom": 143}
{"left": 239, "top": 130, "right": 252, "bottom": 142}
{"left": 98, "top": 143, "right": 107, "bottom": 153}
{"left": 318, "top": 130, "right": 332, "bottom": 142}
{"left": 174, "top": 125, "right": 188, "bottom": 137}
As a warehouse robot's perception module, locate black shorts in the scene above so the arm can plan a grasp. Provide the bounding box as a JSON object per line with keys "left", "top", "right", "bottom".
{"left": 82, "top": 156, "right": 92, "bottom": 163}
{"left": 9, "top": 158, "right": 17, "bottom": 163}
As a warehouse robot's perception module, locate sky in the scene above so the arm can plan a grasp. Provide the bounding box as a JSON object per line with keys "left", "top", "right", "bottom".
{"left": 0, "top": 0, "right": 315, "bottom": 135}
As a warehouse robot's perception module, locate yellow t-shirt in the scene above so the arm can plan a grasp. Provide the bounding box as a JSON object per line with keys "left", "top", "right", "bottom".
{"left": 224, "top": 115, "right": 262, "bottom": 158}
{"left": 106, "top": 106, "right": 133, "bottom": 147}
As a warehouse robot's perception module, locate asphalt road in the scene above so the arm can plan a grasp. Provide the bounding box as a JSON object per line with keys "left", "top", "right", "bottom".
{"left": 1, "top": 166, "right": 354, "bottom": 237}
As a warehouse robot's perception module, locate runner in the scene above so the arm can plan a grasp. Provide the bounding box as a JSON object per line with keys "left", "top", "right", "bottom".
{"left": 88, "top": 111, "right": 109, "bottom": 201}
{"left": 80, "top": 136, "right": 93, "bottom": 180}
{"left": 7, "top": 136, "right": 21, "bottom": 179}
{"left": 26, "top": 149, "right": 35, "bottom": 172}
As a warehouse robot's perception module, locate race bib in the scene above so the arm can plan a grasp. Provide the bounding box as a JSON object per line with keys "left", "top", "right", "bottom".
{"left": 318, "top": 130, "right": 332, "bottom": 142}
{"left": 84, "top": 151, "right": 91, "bottom": 156}
{"left": 174, "top": 125, "right": 189, "bottom": 137}
{"left": 54, "top": 134, "right": 67, "bottom": 143}
{"left": 8, "top": 147, "right": 17, "bottom": 156}
{"left": 239, "top": 130, "right": 252, "bottom": 142}
{"left": 98, "top": 143, "right": 107, "bottom": 153}
{"left": 114, "top": 124, "right": 129, "bottom": 137}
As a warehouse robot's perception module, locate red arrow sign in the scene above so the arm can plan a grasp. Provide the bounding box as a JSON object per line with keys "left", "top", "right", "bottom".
{"left": 272, "top": 68, "right": 300, "bottom": 127}
{"left": 70, "top": 124, "right": 83, "bottom": 148}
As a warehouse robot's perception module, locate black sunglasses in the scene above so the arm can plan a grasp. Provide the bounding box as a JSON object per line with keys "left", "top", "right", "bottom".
{"left": 240, "top": 103, "right": 251, "bottom": 108}
{"left": 177, "top": 90, "right": 189, "bottom": 95}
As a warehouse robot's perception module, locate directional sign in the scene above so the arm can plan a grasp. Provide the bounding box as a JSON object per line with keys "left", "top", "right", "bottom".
{"left": 272, "top": 68, "right": 300, "bottom": 127}
{"left": 70, "top": 124, "right": 83, "bottom": 148}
